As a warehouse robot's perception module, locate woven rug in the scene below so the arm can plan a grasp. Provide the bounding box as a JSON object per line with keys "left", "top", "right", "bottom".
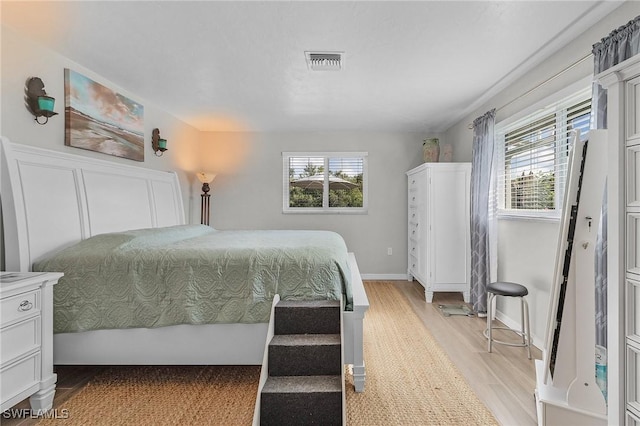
{"left": 39, "top": 282, "right": 497, "bottom": 425}
{"left": 345, "top": 282, "right": 497, "bottom": 425}
{"left": 38, "top": 365, "right": 260, "bottom": 425}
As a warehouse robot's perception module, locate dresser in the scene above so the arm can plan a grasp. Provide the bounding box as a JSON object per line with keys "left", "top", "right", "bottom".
{"left": 1, "top": 272, "right": 62, "bottom": 413}
{"left": 406, "top": 163, "right": 471, "bottom": 303}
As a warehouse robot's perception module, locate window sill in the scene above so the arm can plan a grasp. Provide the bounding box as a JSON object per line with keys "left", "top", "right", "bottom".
{"left": 497, "top": 212, "right": 560, "bottom": 223}
{"left": 283, "top": 209, "right": 368, "bottom": 215}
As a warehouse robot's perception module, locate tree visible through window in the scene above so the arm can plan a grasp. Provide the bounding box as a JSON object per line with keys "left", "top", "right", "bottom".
{"left": 497, "top": 91, "right": 591, "bottom": 217}
{"left": 283, "top": 153, "right": 367, "bottom": 213}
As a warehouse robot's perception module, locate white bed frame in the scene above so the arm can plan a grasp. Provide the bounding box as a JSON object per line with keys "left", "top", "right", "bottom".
{"left": 0, "top": 137, "right": 369, "bottom": 392}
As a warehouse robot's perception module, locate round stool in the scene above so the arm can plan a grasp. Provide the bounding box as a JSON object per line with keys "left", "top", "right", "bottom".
{"left": 483, "top": 281, "right": 531, "bottom": 359}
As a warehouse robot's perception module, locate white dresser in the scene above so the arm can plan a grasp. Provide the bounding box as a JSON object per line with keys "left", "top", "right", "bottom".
{"left": 1, "top": 272, "right": 62, "bottom": 413}
{"left": 406, "top": 163, "right": 471, "bottom": 303}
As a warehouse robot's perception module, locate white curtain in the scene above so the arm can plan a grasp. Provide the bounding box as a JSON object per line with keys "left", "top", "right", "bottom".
{"left": 592, "top": 15, "right": 640, "bottom": 347}
{"left": 470, "top": 109, "right": 496, "bottom": 314}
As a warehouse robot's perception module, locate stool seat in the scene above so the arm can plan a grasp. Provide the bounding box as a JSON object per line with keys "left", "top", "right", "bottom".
{"left": 487, "top": 281, "right": 528, "bottom": 297}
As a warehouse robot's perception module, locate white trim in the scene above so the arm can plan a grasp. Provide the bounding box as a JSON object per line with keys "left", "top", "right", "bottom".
{"left": 495, "top": 77, "right": 592, "bottom": 130}
{"left": 497, "top": 211, "right": 560, "bottom": 222}
{"left": 360, "top": 273, "right": 408, "bottom": 281}
{"left": 495, "top": 83, "right": 592, "bottom": 218}
{"left": 282, "top": 151, "right": 368, "bottom": 214}
{"left": 282, "top": 151, "right": 368, "bottom": 158}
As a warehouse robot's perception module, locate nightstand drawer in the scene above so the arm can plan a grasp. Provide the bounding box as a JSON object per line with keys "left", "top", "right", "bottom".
{"left": 1, "top": 317, "right": 40, "bottom": 364}
{"left": 0, "top": 352, "right": 40, "bottom": 403}
{"left": 1, "top": 290, "right": 40, "bottom": 325}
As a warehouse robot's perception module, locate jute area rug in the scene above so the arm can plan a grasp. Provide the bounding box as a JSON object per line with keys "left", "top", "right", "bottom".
{"left": 39, "top": 282, "right": 497, "bottom": 425}
{"left": 345, "top": 282, "right": 497, "bottom": 425}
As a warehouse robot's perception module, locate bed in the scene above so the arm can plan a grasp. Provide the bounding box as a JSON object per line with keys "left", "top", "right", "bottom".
{"left": 0, "top": 137, "right": 368, "bottom": 392}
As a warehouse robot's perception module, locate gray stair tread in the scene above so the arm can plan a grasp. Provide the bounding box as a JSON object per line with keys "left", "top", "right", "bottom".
{"left": 262, "top": 375, "right": 342, "bottom": 393}
{"left": 276, "top": 300, "right": 340, "bottom": 309}
{"left": 270, "top": 334, "right": 340, "bottom": 346}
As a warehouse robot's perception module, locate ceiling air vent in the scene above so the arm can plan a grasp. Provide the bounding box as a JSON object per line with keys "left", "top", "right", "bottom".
{"left": 305, "top": 51, "right": 343, "bottom": 71}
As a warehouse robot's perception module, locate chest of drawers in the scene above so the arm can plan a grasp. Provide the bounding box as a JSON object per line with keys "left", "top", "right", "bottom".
{"left": 406, "top": 163, "right": 471, "bottom": 303}
{"left": 1, "top": 272, "right": 62, "bottom": 413}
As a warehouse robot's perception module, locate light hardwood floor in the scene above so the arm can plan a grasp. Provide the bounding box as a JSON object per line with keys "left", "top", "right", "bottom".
{"left": 396, "top": 280, "right": 540, "bottom": 426}
{"left": 2, "top": 280, "right": 539, "bottom": 425}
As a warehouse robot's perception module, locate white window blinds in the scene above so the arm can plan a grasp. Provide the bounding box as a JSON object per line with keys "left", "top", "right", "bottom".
{"left": 496, "top": 90, "right": 591, "bottom": 217}
{"left": 283, "top": 152, "right": 368, "bottom": 213}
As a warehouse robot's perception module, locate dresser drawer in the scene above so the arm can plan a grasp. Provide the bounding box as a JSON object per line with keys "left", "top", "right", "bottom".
{"left": 408, "top": 242, "right": 418, "bottom": 259}
{"left": 1, "top": 317, "right": 40, "bottom": 364}
{"left": 408, "top": 253, "right": 418, "bottom": 272}
{"left": 408, "top": 176, "right": 419, "bottom": 190}
{"left": 1, "top": 290, "right": 40, "bottom": 325}
{"left": 0, "top": 352, "right": 40, "bottom": 403}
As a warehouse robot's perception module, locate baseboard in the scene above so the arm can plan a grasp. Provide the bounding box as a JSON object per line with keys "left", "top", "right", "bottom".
{"left": 360, "top": 273, "right": 409, "bottom": 281}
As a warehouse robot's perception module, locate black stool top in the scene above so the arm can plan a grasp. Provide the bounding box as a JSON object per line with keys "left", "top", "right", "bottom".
{"left": 487, "top": 281, "right": 528, "bottom": 297}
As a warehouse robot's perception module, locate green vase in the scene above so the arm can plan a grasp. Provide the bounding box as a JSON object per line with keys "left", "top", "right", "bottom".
{"left": 422, "top": 138, "right": 440, "bottom": 162}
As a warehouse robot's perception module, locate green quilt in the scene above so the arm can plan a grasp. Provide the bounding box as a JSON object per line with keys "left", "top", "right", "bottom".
{"left": 33, "top": 225, "right": 352, "bottom": 333}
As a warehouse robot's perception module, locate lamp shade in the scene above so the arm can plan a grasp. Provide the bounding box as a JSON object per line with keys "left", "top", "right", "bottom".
{"left": 196, "top": 172, "right": 216, "bottom": 184}
{"left": 37, "top": 95, "right": 55, "bottom": 112}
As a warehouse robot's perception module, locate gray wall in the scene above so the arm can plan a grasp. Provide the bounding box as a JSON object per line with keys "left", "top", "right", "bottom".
{"left": 1, "top": 24, "right": 438, "bottom": 276}
{"left": 0, "top": 26, "right": 202, "bottom": 213}
{"left": 0, "top": 26, "right": 202, "bottom": 269}
{"left": 199, "top": 131, "right": 428, "bottom": 276}
{"left": 444, "top": 2, "right": 640, "bottom": 346}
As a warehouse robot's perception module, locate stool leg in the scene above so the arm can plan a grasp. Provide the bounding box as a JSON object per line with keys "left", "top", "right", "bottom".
{"left": 487, "top": 292, "right": 494, "bottom": 353}
{"left": 523, "top": 297, "right": 531, "bottom": 359}
{"left": 520, "top": 297, "right": 526, "bottom": 346}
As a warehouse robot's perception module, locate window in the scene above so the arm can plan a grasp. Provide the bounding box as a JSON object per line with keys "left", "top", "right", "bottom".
{"left": 283, "top": 152, "right": 368, "bottom": 213}
{"left": 496, "top": 89, "right": 591, "bottom": 219}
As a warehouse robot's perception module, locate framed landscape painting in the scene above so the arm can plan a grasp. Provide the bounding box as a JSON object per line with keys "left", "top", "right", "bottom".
{"left": 65, "top": 69, "right": 144, "bottom": 161}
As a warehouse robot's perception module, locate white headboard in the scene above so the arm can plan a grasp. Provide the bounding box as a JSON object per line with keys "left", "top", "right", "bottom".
{"left": 1, "top": 137, "right": 185, "bottom": 272}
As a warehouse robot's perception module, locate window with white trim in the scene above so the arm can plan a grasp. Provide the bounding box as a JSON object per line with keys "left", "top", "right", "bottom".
{"left": 496, "top": 89, "right": 591, "bottom": 219}
{"left": 283, "top": 152, "right": 368, "bottom": 213}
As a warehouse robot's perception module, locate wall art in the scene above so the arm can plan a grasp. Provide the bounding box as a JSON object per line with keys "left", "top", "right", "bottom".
{"left": 65, "top": 69, "right": 144, "bottom": 161}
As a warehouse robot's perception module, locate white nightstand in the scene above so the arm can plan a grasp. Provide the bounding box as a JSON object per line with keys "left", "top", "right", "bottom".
{"left": 0, "top": 272, "right": 63, "bottom": 413}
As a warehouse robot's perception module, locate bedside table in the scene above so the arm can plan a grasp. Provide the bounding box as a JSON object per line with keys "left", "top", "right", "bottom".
{"left": 0, "top": 272, "right": 63, "bottom": 413}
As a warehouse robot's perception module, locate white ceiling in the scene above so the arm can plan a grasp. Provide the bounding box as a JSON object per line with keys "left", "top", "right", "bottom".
{"left": 1, "top": 1, "right": 624, "bottom": 133}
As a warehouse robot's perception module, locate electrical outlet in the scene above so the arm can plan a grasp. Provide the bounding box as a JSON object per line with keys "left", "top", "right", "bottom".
{"left": 387, "top": 247, "right": 393, "bottom": 256}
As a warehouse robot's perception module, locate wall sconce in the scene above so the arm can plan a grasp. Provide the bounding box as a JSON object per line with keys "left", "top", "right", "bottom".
{"left": 151, "top": 128, "right": 168, "bottom": 156}
{"left": 25, "top": 77, "right": 58, "bottom": 125}
{"left": 197, "top": 172, "right": 216, "bottom": 226}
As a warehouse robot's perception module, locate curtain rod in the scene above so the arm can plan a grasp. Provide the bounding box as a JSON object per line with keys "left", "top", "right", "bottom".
{"left": 467, "top": 52, "right": 593, "bottom": 129}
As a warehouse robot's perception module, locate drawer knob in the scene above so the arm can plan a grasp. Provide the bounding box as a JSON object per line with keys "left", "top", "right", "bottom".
{"left": 18, "top": 300, "right": 33, "bottom": 312}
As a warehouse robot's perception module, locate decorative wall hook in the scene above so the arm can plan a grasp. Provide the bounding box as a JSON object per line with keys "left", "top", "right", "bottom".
{"left": 25, "top": 77, "right": 58, "bottom": 125}
{"left": 151, "top": 128, "right": 168, "bottom": 156}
